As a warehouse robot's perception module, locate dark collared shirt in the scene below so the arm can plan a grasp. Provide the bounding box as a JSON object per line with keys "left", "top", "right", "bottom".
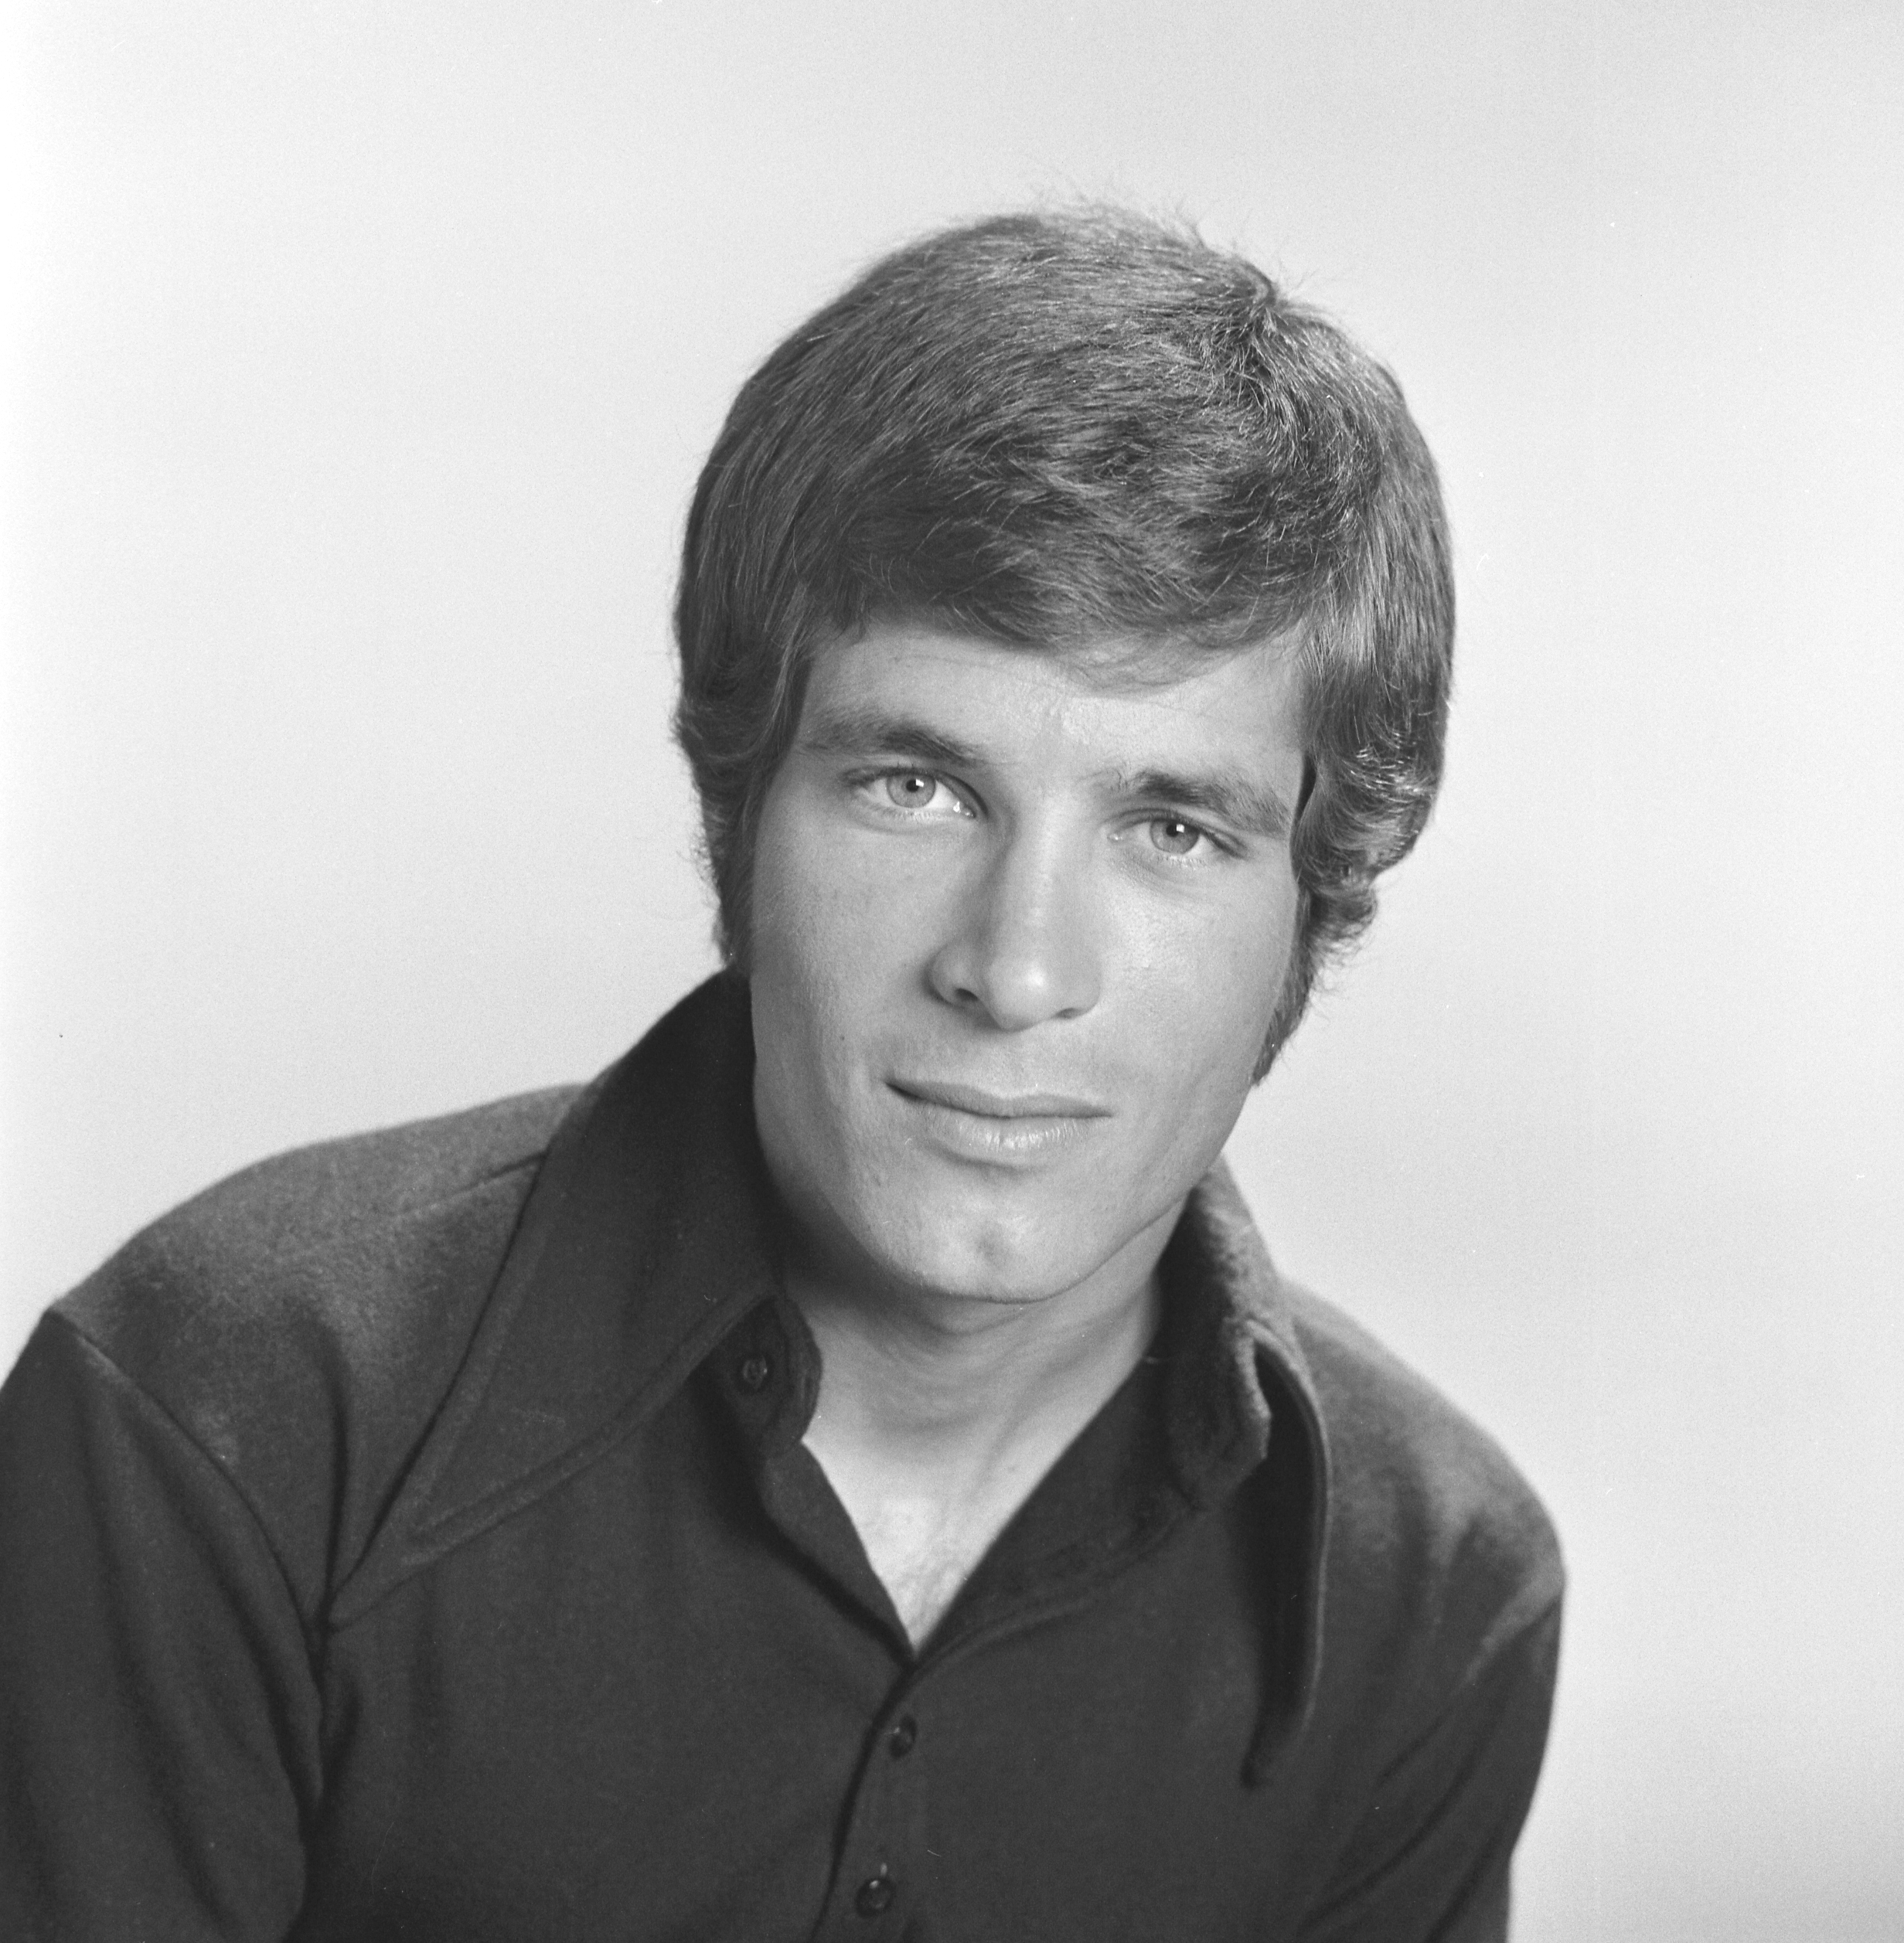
{"left": 0, "top": 976, "right": 1562, "bottom": 1941}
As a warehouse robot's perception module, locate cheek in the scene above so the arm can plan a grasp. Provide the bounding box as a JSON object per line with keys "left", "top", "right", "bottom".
{"left": 1130, "top": 887, "right": 1296, "bottom": 1135}
{"left": 754, "top": 822, "right": 909, "bottom": 1009}
{"left": 754, "top": 782, "right": 968, "bottom": 999}
{"left": 1127, "top": 866, "right": 1297, "bottom": 1041}
{"left": 748, "top": 818, "right": 947, "bottom": 1130}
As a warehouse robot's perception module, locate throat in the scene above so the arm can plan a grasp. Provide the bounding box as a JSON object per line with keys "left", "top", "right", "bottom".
{"left": 784, "top": 1245, "right": 1168, "bottom": 1649}
{"left": 797, "top": 1306, "right": 1163, "bottom": 1649}
{"left": 843, "top": 1494, "right": 1005, "bottom": 1648}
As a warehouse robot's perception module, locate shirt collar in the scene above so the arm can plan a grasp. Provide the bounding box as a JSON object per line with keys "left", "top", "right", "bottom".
{"left": 335, "top": 973, "right": 1330, "bottom": 1770}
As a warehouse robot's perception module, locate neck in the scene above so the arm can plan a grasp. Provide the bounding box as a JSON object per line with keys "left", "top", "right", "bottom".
{"left": 786, "top": 1242, "right": 1167, "bottom": 1466}
{"left": 778, "top": 1210, "right": 1176, "bottom": 1646}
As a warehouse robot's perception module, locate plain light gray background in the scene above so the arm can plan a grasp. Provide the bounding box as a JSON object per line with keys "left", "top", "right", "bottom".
{"left": 3, "top": 3, "right": 1900, "bottom": 1938}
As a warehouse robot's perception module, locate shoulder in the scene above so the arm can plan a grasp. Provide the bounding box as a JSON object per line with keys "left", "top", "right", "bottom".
{"left": 58, "top": 1084, "right": 580, "bottom": 1376}
{"left": 1284, "top": 1281, "right": 1563, "bottom": 1707}
{"left": 46, "top": 1085, "right": 582, "bottom": 1611}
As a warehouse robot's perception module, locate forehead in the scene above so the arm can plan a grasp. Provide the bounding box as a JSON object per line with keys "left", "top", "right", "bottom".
{"left": 795, "top": 620, "right": 1308, "bottom": 771}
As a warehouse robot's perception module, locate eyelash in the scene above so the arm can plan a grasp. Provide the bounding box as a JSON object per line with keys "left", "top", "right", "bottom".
{"left": 852, "top": 769, "right": 976, "bottom": 819}
{"left": 849, "top": 767, "right": 1231, "bottom": 864}
{"left": 1133, "top": 818, "right": 1222, "bottom": 863}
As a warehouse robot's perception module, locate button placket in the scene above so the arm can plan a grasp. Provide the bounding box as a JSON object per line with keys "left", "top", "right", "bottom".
{"left": 811, "top": 1691, "right": 931, "bottom": 1938}
{"left": 853, "top": 1868, "right": 897, "bottom": 1917}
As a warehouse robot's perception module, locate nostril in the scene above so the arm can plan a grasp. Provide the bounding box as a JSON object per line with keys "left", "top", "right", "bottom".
{"left": 925, "top": 853, "right": 1103, "bottom": 1027}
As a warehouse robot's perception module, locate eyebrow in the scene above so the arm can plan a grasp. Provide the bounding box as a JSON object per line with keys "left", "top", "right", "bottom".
{"left": 795, "top": 706, "right": 984, "bottom": 773}
{"left": 1115, "top": 767, "right": 1294, "bottom": 842}
{"left": 796, "top": 706, "right": 1294, "bottom": 841}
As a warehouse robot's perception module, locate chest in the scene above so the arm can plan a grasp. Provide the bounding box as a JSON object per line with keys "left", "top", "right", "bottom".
{"left": 295, "top": 1442, "right": 1339, "bottom": 1943}
{"left": 823, "top": 1466, "right": 1038, "bottom": 1646}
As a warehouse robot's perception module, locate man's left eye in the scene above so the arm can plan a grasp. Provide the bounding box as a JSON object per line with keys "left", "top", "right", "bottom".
{"left": 885, "top": 772, "right": 939, "bottom": 809}
{"left": 1147, "top": 817, "right": 1211, "bottom": 858}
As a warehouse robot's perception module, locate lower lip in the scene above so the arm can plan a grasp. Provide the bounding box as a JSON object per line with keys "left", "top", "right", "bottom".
{"left": 891, "top": 1089, "right": 1105, "bottom": 1163}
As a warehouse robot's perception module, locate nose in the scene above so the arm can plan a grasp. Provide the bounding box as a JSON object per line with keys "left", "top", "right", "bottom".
{"left": 927, "top": 830, "right": 1102, "bottom": 1029}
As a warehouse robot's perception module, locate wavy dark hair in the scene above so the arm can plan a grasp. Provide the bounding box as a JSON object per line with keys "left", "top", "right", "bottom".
{"left": 673, "top": 207, "right": 1454, "bottom": 1070}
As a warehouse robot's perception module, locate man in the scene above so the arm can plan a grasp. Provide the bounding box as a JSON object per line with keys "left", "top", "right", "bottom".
{"left": 0, "top": 208, "right": 1562, "bottom": 1939}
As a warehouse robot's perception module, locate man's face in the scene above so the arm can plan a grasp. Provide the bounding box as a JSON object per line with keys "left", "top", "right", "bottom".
{"left": 748, "top": 618, "right": 1306, "bottom": 1312}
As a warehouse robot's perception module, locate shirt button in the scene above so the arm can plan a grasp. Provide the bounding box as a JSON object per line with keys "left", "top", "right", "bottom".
{"left": 855, "top": 1872, "right": 896, "bottom": 1917}
{"left": 736, "top": 1353, "right": 772, "bottom": 1393}
{"left": 887, "top": 1715, "right": 918, "bottom": 1758}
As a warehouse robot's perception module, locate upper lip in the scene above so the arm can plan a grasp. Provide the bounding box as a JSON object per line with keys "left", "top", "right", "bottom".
{"left": 890, "top": 1078, "right": 1111, "bottom": 1119}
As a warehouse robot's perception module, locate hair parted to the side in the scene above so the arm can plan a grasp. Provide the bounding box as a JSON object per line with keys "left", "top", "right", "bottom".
{"left": 673, "top": 206, "right": 1454, "bottom": 1072}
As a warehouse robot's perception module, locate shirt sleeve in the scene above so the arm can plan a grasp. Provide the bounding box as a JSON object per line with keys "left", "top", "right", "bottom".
{"left": 0, "top": 1313, "right": 320, "bottom": 1943}
{"left": 1297, "top": 1598, "right": 1563, "bottom": 1943}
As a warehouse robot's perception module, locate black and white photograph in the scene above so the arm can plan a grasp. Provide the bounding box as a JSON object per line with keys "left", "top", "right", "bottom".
{"left": 2, "top": 3, "right": 1898, "bottom": 1938}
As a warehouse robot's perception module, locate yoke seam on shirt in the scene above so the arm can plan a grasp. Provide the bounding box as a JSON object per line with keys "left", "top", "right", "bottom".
{"left": 62, "top": 1148, "right": 563, "bottom": 1642}
{"left": 43, "top": 1310, "right": 320, "bottom": 1652}
{"left": 321, "top": 1276, "right": 775, "bottom": 1635}
{"left": 165, "top": 1148, "right": 553, "bottom": 1285}
{"left": 1370, "top": 1587, "right": 1565, "bottom": 1790}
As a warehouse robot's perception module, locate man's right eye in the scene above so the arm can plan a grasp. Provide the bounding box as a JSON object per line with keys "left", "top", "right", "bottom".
{"left": 862, "top": 771, "right": 972, "bottom": 818}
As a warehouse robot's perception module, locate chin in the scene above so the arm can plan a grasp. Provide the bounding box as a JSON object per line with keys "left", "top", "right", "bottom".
{"left": 883, "top": 1244, "right": 1079, "bottom": 1309}
{"left": 853, "top": 1173, "right": 1115, "bottom": 1309}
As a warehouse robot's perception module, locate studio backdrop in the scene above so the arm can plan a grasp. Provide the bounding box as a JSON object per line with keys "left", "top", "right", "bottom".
{"left": 4, "top": 5, "right": 1899, "bottom": 1940}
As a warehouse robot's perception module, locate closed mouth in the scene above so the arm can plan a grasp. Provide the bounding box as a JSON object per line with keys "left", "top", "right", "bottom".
{"left": 888, "top": 1079, "right": 1111, "bottom": 1120}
